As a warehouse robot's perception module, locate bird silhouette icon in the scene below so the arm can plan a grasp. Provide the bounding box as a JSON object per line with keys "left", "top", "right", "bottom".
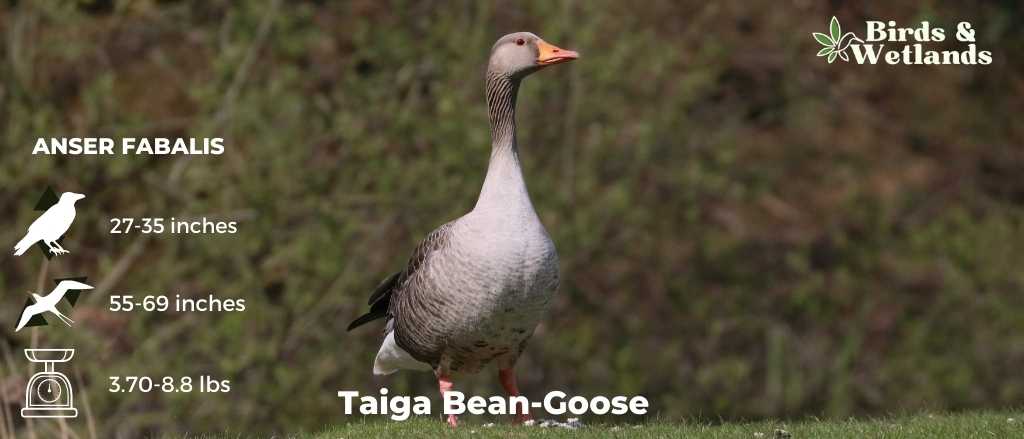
{"left": 13, "top": 192, "right": 85, "bottom": 256}
{"left": 15, "top": 280, "right": 94, "bottom": 332}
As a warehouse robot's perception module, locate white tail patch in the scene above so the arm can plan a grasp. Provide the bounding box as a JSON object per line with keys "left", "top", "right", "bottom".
{"left": 373, "top": 331, "right": 431, "bottom": 375}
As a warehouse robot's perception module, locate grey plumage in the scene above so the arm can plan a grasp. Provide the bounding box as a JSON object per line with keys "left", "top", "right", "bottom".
{"left": 350, "top": 32, "right": 574, "bottom": 380}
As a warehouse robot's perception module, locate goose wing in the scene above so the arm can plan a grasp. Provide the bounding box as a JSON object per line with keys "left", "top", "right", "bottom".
{"left": 346, "top": 271, "right": 400, "bottom": 331}
{"left": 347, "top": 222, "right": 454, "bottom": 331}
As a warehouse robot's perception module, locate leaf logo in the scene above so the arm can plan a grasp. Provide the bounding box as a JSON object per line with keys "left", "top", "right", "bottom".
{"left": 813, "top": 16, "right": 863, "bottom": 63}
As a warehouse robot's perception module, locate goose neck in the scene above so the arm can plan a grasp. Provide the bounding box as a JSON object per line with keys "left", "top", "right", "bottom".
{"left": 486, "top": 72, "right": 519, "bottom": 151}
{"left": 475, "top": 72, "right": 532, "bottom": 212}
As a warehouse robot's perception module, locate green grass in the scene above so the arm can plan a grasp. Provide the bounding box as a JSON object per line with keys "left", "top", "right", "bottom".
{"left": 179, "top": 411, "right": 1023, "bottom": 438}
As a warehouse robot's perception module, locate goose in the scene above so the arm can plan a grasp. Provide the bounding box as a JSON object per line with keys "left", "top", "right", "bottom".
{"left": 348, "top": 32, "right": 578, "bottom": 427}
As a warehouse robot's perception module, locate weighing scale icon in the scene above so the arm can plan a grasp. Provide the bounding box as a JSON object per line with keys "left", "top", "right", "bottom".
{"left": 21, "top": 349, "right": 77, "bottom": 418}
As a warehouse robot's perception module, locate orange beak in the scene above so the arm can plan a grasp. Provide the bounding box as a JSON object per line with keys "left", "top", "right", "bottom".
{"left": 536, "top": 39, "right": 579, "bottom": 65}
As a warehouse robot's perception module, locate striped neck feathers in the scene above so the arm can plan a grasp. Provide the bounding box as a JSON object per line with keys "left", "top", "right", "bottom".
{"left": 475, "top": 72, "right": 533, "bottom": 212}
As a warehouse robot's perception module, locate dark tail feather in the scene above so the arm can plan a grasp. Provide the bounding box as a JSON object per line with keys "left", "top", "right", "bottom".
{"left": 348, "top": 271, "right": 401, "bottom": 331}
{"left": 367, "top": 272, "right": 400, "bottom": 305}
{"left": 347, "top": 311, "right": 386, "bottom": 331}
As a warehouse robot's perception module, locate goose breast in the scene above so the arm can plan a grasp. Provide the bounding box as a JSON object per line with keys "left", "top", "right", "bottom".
{"left": 396, "top": 212, "right": 558, "bottom": 375}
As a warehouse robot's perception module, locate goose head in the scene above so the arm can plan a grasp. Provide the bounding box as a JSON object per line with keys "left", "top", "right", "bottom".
{"left": 488, "top": 32, "right": 579, "bottom": 80}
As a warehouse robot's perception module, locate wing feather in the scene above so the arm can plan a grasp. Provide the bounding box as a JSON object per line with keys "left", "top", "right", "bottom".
{"left": 347, "top": 222, "right": 454, "bottom": 331}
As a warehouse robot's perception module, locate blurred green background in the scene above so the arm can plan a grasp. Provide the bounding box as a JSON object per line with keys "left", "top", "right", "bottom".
{"left": 1, "top": 0, "right": 1022, "bottom": 436}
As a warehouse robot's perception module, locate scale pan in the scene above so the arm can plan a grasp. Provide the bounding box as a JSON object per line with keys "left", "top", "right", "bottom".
{"left": 24, "top": 349, "right": 74, "bottom": 362}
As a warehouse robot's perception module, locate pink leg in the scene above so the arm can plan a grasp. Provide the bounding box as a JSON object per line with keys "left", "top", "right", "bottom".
{"left": 499, "top": 368, "right": 532, "bottom": 423}
{"left": 438, "top": 375, "right": 458, "bottom": 427}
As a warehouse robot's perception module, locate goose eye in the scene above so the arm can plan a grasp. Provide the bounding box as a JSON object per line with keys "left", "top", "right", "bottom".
{"left": 515, "top": 38, "right": 525, "bottom": 46}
